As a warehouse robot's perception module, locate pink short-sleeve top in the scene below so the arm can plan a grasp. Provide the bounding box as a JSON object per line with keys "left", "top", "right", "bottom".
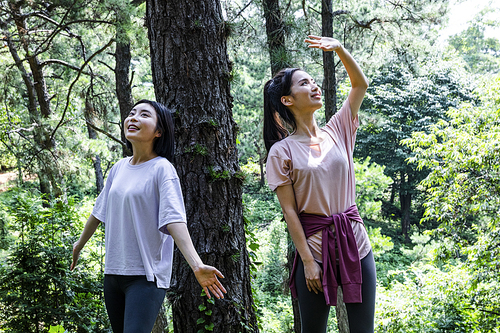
{"left": 266, "top": 98, "right": 372, "bottom": 261}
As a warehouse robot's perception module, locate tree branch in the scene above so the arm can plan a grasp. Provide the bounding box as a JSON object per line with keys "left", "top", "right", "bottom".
{"left": 463, "top": 307, "right": 500, "bottom": 316}
{"left": 128, "top": 70, "right": 135, "bottom": 89}
{"left": 231, "top": 0, "right": 253, "bottom": 21}
{"left": 98, "top": 60, "right": 115, "bottom": 72}
{"left": 33, "top": 0, "right": 77, "bottom": 55}
{"left": 333, "top": 10, "right": 349, "bottom": 17}
{"left": 40, "top": 59, "right": 97, "bottom": 77}
{"left": 50, "top": 38, "right": 115, "bottom": 141}
{"left": 85, "top": 120, "right": 127, "bottom": 149}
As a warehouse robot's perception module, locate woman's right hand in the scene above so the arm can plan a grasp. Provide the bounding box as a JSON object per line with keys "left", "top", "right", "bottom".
{"left": 303, "top": 260, "right": 323, "bottom": 294}
{"left": 304, "top": 35, "right": 342, "bottom": 52}
{"left": 193, "top": 264, "right": 227, "bottom": 299}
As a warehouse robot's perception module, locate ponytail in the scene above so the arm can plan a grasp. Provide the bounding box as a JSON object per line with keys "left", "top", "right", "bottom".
{"left": 263, "top": 68, "right": 300, "bottom": 153}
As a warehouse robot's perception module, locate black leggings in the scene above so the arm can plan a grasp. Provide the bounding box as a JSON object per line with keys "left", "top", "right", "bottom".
{"left": 104, "top": 275, "right": 166, "bottom": 333}
{"left": 295, "top": 250, "right": 376, "bottom": 333}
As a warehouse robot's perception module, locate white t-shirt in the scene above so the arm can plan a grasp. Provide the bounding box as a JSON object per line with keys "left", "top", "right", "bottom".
{"left": 92, "top": 156, "right": 187, "bottom": 289}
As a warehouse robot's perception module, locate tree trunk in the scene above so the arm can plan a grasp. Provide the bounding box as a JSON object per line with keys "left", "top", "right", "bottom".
{"left": 84, "top": 99, "right": 104, "bottom": 194}
{"left": 145, "top": 1, "right": 258, "bottom": 332}
{"left": 400, "top": 171, "right": 411, "bottom": 242}
{"left": 286, "top": 231, "right": 301, "bottom": 333}
{"left": 152, "top": 303, "right": 170, "bottom": 333}
{"left": 335, "top": 287, "right": 350, "bottom": 333}
{"left": 322, "top": 0, "right": 337, "bottom": 121}
{"left": 322, "top": 2, "right": 348, "bottom": 331}
{"left": 115, "top": 6, "right": 135, "bottom": 157}
{"left": 263, "top": 0, "right": 290, "bottom": 76}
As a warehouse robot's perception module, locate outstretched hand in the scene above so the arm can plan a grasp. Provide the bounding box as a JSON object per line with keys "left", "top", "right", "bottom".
{"left": 304, "top": 35, "right": 342, "bottom": 52}
{"left": 193, "top": 264, "right": 227, "bottom": 299}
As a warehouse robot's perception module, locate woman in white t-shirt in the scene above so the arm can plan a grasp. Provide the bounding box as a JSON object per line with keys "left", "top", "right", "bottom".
{"left": 71, "top": 100, "right": 226, "bottom": 333}
{"left": 264, "top": 36, "right": 376, "bottom": 332}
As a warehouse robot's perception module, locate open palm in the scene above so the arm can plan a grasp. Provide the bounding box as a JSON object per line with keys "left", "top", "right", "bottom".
{"left": 305, "top": 35, "right": 341, "bottom": 52}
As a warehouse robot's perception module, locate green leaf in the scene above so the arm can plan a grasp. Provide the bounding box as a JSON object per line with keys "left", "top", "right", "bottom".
{"left": 49, "top": 325, "right": 65, "bottom": 333}
{"left": 249, "top": 242, "right": 259, "bottom": 251}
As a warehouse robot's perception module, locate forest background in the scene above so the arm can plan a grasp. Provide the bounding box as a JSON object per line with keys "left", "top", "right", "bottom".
{"left": 0, "top": 0, "right": 499, "bottom": 332}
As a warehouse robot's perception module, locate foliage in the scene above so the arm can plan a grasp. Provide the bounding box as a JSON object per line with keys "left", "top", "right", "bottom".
{"left": 404, "top": 76, "right": 500, "bottom": 233}
{"left": 355, "top": 58, "right": 476, "bottom": 238}
{"left": 402, "top": 75, "right": 500, "bottom": 331}
{"left": 376, "top": 263, "right": 476, "bottom": 333}
{"left": 447, "top": 6, "right": 500, "bottom": 74}
{"left": 354, "top": 157, "right": 392, "bottom": 221}
{"left": 0, "top": 190, "right": 108, "bottom": 332}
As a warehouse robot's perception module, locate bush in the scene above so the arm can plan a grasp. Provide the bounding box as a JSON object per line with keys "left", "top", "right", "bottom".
{"left": 0, "top": 190, "right": 109, "bottom": 332}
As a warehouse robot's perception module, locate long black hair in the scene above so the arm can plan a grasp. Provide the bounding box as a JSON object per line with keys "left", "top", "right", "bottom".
{"left": 126, "top": 99, "right": 175, "bottom": 162}
{"left": 263, "top": 68, "right": 301, "bottom": 152}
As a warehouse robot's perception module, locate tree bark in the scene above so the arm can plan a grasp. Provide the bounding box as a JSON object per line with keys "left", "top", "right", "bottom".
{"left": 145, "top": 1, "right": 258, "bottom": 332}
{"left": 152, "top": 303, "right": 170, "bottom": 333}
{"left": 262, "top": 0, "right": 290, "bottom": 76}
{"left": 115, "top": 6, "right": 134, "bottom": 157}
{"left": 322, "top": 0, "right": 337, "bottom": 120}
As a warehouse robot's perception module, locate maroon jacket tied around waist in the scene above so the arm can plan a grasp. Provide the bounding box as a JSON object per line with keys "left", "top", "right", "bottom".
{"left": 290, "top": 204, "right": 363, "bottom": 306}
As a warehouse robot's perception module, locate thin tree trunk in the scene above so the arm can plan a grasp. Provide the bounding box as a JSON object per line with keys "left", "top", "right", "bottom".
{"left": 322, "top": 0, "right": 337, "bottom": 120}
{"left": 322, "top": 2, "right": 348, "bottom": 330}
{"left": 286, "top": 231, "right": 301, "bottom": 333}
{"left": 400, "top": 171, "right": 411, "bottom": 242}
{"left": 115, "top": 7, "right": 134, "bottom": 157}
{"left": 145, "top": 1, "right": 258, "bottom": 332}
{"left": 84, "top": 99, "right": 104, "bottom": 194}
{"left": 335, "top": 288, "right": 350, "bottom": 333}
{"left": 262, "top": 2, "right": 300, "bottom": 330}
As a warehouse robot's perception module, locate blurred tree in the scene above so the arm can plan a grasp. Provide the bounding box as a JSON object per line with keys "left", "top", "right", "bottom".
{"left": 0, "top": 0, "right": 114, "bottom": 198}
{"left": 356, "top": 60, "right": 475, "bottom": 241}
{"left": 403, "top": 74, "right": 500, "bottom": 331}
{"left": 447, "top": 7, "right": 500, "bottom": 74}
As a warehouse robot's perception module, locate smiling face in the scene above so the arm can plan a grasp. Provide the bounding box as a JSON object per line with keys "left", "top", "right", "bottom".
{"left": 281, "top": 70, "right": 322, "bottom": 114}
{"left": 124, "top": 103, "right": 161, "bottom": 146}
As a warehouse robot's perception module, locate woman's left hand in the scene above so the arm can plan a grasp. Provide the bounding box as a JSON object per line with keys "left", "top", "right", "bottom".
{"left": 193, "top": 264, "right": 227, "bottom": 299}
{"left": 305, "top": 35, "right": 342, "bottom": 52}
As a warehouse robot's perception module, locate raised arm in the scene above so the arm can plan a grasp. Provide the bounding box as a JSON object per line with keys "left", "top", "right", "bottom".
{"left": 71, "top": 214, "right": 101, "bottom": 270}
{"left": 305, "top": 35, "right": 369, "bottom": 119}
{"left": 276, "top": 184, "right": 323, "bottom": 294}
{"left": 166, "top": 222, "right": 226, "bottom": 299}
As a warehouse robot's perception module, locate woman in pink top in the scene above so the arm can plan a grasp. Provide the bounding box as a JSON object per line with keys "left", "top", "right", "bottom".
{"left": 264, "top": 36, "right": 376, "bottom": 332}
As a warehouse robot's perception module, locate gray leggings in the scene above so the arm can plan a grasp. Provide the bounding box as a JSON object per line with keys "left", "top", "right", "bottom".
{"left": 295, "top": 250, "right": 377, "bottom": 333}
{"left": 104, "top": 275, "right": 166, "bottom": 333}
